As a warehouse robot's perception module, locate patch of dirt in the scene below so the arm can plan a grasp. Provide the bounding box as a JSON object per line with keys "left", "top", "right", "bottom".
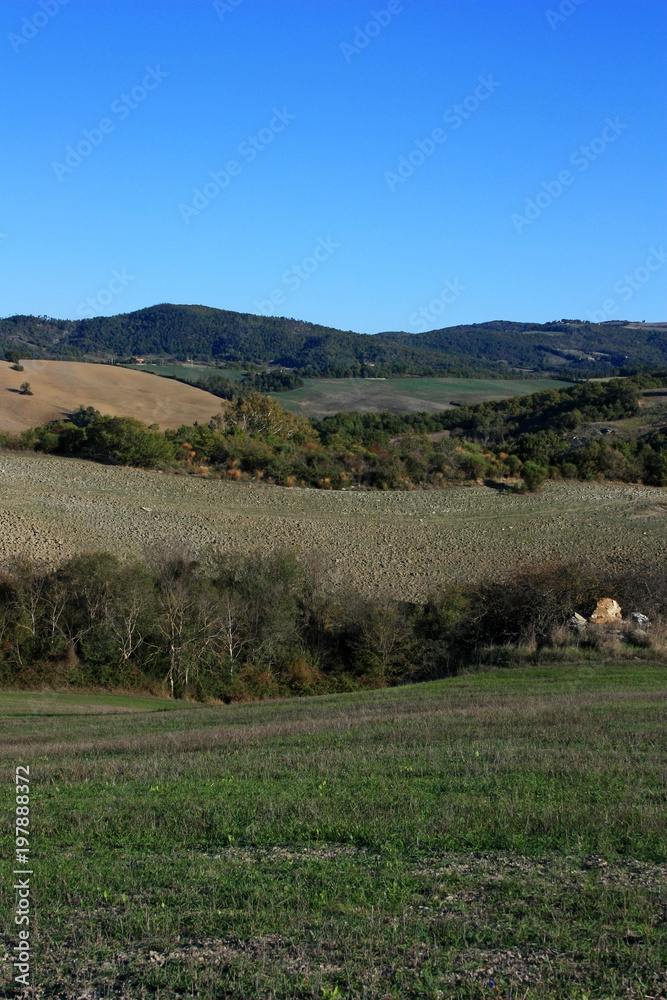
{"left": 630, "top": 503, "right": 667, "bottom": 518}
{"left": 1, "top": 452, "right": 665, "bottom": 600}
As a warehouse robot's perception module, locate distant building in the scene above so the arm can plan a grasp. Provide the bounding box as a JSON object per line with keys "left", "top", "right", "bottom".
{"left": 132, "top": 356, "right": 145, "bottom": 363}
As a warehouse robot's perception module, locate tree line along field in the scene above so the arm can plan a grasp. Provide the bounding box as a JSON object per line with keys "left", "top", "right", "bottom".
{"left": 3, "top": 546, "right": 666, "bottom": 701}
{"left": 3, "top": 371, "right": 666, "bottom": 494}
{"left": 0, "top": 663, "right": 665, "bottom": 998}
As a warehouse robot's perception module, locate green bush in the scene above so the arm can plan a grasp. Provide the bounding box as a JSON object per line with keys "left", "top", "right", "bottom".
{"left": 520, "top": 460, "right": 549, "bottom": 492}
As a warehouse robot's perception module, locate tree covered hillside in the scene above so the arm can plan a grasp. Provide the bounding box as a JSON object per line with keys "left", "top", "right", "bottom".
{"left": 1, "top": 304, "right": 666, "bottom": 376}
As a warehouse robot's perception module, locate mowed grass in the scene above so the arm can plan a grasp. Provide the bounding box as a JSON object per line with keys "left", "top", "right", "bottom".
{"left": 270, "top": 377, "right": 573, "bottom": 417}
{"left": 1, "top": 664, "right": 666, "bottom": 998}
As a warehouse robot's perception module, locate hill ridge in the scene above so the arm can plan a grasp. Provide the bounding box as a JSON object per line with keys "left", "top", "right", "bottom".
{"left": 2, "top": 303, "right": 666, "bottom": 377}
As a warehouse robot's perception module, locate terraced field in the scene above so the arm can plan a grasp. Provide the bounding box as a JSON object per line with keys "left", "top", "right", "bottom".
{"left": 0, "top": 452, "right": 664, "bottom": 599}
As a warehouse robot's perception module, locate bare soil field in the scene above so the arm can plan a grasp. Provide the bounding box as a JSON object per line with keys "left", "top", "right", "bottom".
{"left": 0, "top": 452, "right": 664, "bottom": 599}
{"left": 0, "top": 360, "right": 224, "bottom": 433}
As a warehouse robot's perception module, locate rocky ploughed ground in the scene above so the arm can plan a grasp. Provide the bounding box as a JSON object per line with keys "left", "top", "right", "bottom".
{"left": 0, "top": 451, "right": 665, "bottom": 599}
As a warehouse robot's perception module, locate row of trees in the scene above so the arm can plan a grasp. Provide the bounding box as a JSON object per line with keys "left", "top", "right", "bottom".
{"left": 187, "top": 368, "right": 304, "bottom": 402}
{"left": 314, "top": 374, "right": 662, "bottom": 442}
{"left": 2, "top": 375, "right": 667, "bottom": 489}
{"left": 1, "top": 552, "right": 664, "bottom": 700}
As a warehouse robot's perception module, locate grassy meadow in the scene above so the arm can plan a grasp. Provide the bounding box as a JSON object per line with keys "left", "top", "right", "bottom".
{"left": 263, "top": 376, "right": 573, "bottom": 418}
{"left": 122, "top": 368, "right": 572, "bottom": 417}
{"left": 124, "top": 364, "right": 245, "bottom": 383}
{"left": 1, "top": 662, "right": 666, "bottom": 998}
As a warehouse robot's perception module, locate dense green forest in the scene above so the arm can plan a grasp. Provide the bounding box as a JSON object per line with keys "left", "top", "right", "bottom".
{"left": 1, "top": 551, "right": 664, "bottom": 700}
{"left": 2, "top": 304, "right": 666, "bottom": 376}
{"left": 190, "top": 368, "right": 305, "bottom": 400}
{"left": 3, "top": 374, "right": 666, "bottom": 490}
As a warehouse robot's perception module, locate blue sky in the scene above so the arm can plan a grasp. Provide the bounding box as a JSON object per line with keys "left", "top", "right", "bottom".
{"left": 1, "top": 0, "right": 665, "bottom": 332}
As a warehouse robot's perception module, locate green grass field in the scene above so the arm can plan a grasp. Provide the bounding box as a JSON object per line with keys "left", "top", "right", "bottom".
{"left": 267, "top": 377, "right": 573, "bottom": 417}
{"left": 123, "top": 364, "right": 245, "bottom": 382}
{"left": 1, "top": 663, "right": 665, "bottom": 998}
{"left": 0, "top": 691, "right": 188, "bottom": 715}
{"left": 122, "top": 368, "right": 572, "bottom": 418}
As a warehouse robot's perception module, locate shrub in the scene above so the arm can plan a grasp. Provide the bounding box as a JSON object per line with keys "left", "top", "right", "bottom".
{"left": 520, "top": 461, "right": 549, "bottom": 492}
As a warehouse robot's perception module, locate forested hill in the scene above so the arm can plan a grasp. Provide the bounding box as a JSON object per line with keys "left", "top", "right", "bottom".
{"left": 2, "top": 304, "right": 666, "bottom": 376}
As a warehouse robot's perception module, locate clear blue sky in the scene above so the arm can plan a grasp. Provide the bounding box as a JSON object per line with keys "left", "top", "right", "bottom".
{"left": 1, "top": 0, "right": 665, "bottom": 332}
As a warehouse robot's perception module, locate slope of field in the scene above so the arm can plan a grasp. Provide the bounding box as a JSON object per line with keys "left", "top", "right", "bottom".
{"left": 0, "top": 360, "right": 224, "bottom": 433}
{"left": 0, "top": 452, "right": 664, "bottom": 600}
{"left": 1, "top": 665, "right": 665, "bottom": 998}
{"left": 270, "top": 375, "right": 572, "bottom": 417}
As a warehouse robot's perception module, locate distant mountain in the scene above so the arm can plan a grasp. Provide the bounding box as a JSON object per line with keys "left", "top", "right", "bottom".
{"left": 2, "top": 304, "right": 666, "bottom": 377}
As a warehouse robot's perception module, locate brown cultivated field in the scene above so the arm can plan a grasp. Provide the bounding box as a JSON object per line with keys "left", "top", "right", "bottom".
{"left": 0, "top": 360, "right": 224, "bottom": 433}
{"left": 0, "top": 451, "right": 665, "bottom": 600}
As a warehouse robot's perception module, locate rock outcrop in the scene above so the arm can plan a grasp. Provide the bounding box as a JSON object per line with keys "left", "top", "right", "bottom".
{"left": 568, "top": 599, "right": 651, "bottom": 634}
{"left": 589, "top": 598, "right": 622, "bottom": 624}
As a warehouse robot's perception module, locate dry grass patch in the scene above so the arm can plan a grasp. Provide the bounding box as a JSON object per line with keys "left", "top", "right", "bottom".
{"left": 0, "top": 359, "right": 223, "bottom": 432}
